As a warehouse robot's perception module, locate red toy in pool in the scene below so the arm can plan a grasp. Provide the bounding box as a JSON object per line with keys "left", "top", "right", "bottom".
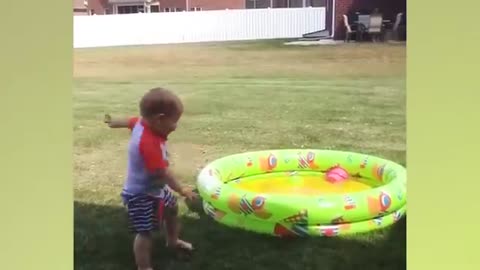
{"left": 325, "top": 166, "right": 349, "bottom": 184}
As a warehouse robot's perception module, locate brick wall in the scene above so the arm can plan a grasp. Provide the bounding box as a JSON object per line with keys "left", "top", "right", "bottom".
{"left": 160, "top": 0, "right": 187, "bottom": 10}
{"left": 80, "top": 0, "right": 110, "bottom": 15}
{"left": 334, "top": 0, "right": 406, "bottom": 40}
{"left": 75, "top": 0, "right": 245, "bottom": 14}
{"left": 158, "top": 0, "right": 244, "bottom": 11}
{"left": 189, "top": 0, "right": 245, "bottom": 10}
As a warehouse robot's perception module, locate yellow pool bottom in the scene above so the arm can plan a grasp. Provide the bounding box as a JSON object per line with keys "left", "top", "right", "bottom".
{"left": 231, "top": 172, "right": 373, "bottom": 195}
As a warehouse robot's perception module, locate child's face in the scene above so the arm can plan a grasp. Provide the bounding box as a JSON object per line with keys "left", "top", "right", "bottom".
{"left": 149, "top": 111, "right": 182, "bottom": 138}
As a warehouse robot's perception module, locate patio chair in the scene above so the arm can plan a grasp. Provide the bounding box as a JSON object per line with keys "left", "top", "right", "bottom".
{"left": 393, "top": 12, "right": 405, "bottom": 40}
{"left": 343, "top": 14, "right": 357, "bottom": 42}
{"left": 355, "top": 14, "right": 370, "bottom": 41}
{"left": 383, "top": 12, "right": 404, "bottom": 41}
{"left": 393, "top": 13, "right": 403, "bottom": 31}
{"left": 358, "top": 15, "right": 370, "bottom": 28}
{"left": 368, "top": 14, "right": 384, "bottom": 42}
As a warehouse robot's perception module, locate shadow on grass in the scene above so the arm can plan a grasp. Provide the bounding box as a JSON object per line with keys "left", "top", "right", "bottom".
{"left": 75, "top": 201, "right": 405, "bottom": 270}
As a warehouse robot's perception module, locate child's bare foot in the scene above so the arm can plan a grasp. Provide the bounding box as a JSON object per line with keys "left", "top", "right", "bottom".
{"left": 167, "top": 239, "right": 193, "bottom": 251}
{"left": 177, "top": 239, "right": 194, "bottom": 250}
{"left": 166, "top": 239, "right": 194, "bottom": 260}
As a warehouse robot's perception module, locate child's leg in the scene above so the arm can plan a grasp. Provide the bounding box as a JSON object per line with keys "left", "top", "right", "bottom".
{"left": 134, "top": 232, "right": 153, "bottom": 270}
{"left": 124, "top": 194, "right": 160, "bottom": 270}
{"left": 162, "top": 190, "right": 193, "bottom": 251}
{"left": 164, "top": 204, "right": 192, "bottom": 249}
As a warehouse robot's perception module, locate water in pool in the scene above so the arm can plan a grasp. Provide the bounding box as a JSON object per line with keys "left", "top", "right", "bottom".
{"left": 230, "top": 171, "right": 378, "bottom": 195}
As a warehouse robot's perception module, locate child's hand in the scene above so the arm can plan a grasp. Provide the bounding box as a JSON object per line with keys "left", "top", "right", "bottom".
{"left": 181, "top": 187, "right": 198, "bottom": 201}
{"left": 104, "top": 114, "right": 112, "bottom": 124}
{"left": 103, "top": 115, "right": 133, "bottom": 129}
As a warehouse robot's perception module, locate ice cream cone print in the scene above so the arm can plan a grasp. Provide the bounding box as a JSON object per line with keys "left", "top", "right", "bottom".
{"left": 227, "top": 194, "right": 242, "bottom": 214}
{"left": 372, "top": 164, "right": 386, "bottom": 181}
{"left": 368, "top": 192, "right": 392, "bottom": 215}
{"left": 259, "top": 154, "right": 277, "bottom": 172}
{"left": 228, "top": 194, "right": 272, "bottom": 219}
{"left": 204, "top": 202, "right": 227, "bottom": 221}
{"left": 298, "top": 152, "right": 319, "bottom": 169}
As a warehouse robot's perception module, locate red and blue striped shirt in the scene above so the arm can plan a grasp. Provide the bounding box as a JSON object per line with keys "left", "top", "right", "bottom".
{"left": 122, "top": 117, "right": 169, "bottom": 197}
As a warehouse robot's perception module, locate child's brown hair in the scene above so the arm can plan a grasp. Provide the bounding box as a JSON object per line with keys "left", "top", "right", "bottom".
{"left": 139, "top": 88, "right": 183, "bottom": 118}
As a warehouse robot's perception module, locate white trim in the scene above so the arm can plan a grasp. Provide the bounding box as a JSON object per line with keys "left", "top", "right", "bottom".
{"left": 330, "top": 0, "right": 335, "bottom": 38}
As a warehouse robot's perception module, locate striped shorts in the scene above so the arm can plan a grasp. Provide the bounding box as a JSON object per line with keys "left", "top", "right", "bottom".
{"left": 121, "top": 189, "right": 177, "bottom": 233}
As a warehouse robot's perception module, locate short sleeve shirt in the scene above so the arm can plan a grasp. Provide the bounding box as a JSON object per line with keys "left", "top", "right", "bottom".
{"left": 122, "top": 117, "right": 169, "bottom": 197}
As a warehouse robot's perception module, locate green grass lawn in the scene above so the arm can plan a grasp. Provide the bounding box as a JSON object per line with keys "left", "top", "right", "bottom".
{"left": 74, "top": 41, "right": 406, "bottom": 270}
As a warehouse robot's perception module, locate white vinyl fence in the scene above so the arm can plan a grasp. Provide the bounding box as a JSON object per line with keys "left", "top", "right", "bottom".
{"left": 74, "top": 7, "right": 326, "bottom": 48}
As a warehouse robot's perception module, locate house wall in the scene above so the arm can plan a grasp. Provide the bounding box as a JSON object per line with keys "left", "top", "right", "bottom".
{"left": 334, "top": 0, "right": 406, "bottom": 40}
{"left": 74, "top": 0, "right": 330, "bottom": 14}
{"left": 160, "top": 0, "right": 187, "bottom": 10}
{"left": 188, "top": 0, "right": 245, "bottom": 10}
{"left": 89, "top": 0, "right": 110, "bottom": 14}
{"left": 158, "top": 0, "right": 245, "bottom": 11}
{"left": 73, "top": 0, "right": 110, "bottom": 15}
{"left": 73, "top": 0, "right": 88, "bottom": 15}
{"left": 76, "top": 0, "right": 246, "bottom": 13}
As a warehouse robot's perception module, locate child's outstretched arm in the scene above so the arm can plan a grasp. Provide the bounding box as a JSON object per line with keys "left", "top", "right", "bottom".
{"left": 104, "top": 114, "right": 138, "bottom": 129}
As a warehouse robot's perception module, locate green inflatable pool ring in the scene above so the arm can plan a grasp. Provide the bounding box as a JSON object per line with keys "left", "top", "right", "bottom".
{"left": 196, "top": 149, "right": 406, "bottom": 237}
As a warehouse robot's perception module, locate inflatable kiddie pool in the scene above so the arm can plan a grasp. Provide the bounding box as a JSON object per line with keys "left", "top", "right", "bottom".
{"left": 196, "top": 149, "right": 406, "bottom": 237}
